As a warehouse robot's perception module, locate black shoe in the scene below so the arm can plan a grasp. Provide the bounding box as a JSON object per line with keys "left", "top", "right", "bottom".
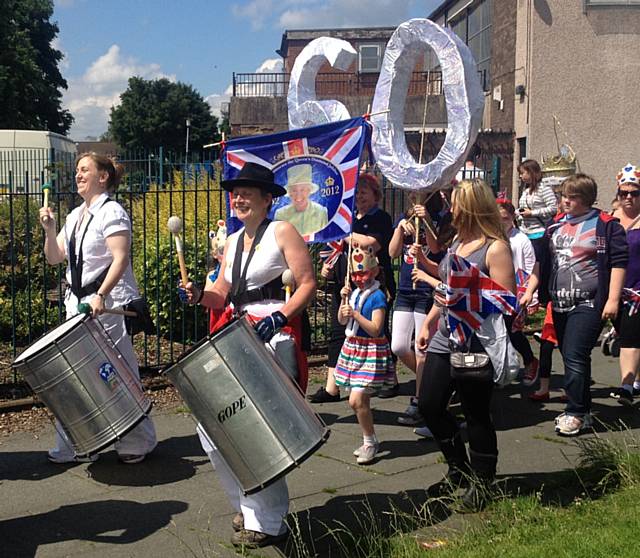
{"left": 634, "top": 387, "right": 640, "bottom": 397}
{"left": 308, "top": 386, "right": 340, "bottom": 403}
{"left": 427, "top": 466, "right": 469, "bottom": 496}
{"left": 377, "top": 383, "right": 399, "bottom": 399}
{"left": 458, "top": 478, "right": 495, "bottom": 513}
{"left": 231, "top": 528, "right": 288, "bottom": 548}
{"left": 610, "top": 387, "right": 633, "bottom": 407}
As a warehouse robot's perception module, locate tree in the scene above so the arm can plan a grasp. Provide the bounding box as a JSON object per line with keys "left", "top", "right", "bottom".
{"left": 108, "top": 77, "right": 219, "bottom": 153}
{"left": 0, "top": 0, "right": 73, "bottom": 134}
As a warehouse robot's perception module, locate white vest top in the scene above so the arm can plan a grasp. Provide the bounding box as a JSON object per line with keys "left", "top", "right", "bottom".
{"left": 223, "top": 221, "right": 288, "bottom": 317}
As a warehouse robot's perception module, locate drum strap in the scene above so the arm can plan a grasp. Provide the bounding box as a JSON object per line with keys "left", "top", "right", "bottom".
{"left": 230, "top": 218, "right": 284, "bottom": 307}
{"left": 69, "top": 198, "right": 114, "bottom": 299}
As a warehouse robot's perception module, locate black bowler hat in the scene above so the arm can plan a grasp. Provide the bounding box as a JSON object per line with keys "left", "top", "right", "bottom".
{"left": 221, "top": 162, "right": 286, "bottom": 197}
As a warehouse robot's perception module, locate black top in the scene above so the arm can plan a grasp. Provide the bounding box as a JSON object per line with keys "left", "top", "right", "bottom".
{"left": 330, "top": 206, "right": 396, "bottom": 299}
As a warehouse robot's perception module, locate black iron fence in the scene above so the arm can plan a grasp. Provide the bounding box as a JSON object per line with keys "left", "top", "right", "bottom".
{"left": 1, "top": 148, "right": 498, "bottom": 386}
{"left": 232, "top": 69, "right": 489, "bottom": 98}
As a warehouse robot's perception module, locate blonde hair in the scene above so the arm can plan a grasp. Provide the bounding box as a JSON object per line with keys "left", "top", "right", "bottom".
{"left": 452, "top": 179, "right": 507, "bottom": 243}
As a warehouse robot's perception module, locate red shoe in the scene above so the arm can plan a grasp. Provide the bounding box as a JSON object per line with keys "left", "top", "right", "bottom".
{"left": 528, "top": 391, "right": 550, "bottom": 402}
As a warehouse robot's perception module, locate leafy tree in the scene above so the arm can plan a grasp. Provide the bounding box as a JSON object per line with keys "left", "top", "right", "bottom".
{"left": 108, "top": 77, "right": 219, "bottom": 153}
{"left": 0, "top": 0, "right": 73, "bottom": 134}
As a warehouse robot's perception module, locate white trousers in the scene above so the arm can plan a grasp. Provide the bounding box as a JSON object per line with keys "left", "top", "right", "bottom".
{"left": 49, "top": 299, "right": 157, "bottom": 459}
{"left": 196, "top": 331, "right": 297, "bottom": 535}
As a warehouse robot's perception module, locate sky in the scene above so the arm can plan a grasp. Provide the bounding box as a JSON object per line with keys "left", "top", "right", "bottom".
{"left": 52, "top": 0, "right": 443, "bottom": 140}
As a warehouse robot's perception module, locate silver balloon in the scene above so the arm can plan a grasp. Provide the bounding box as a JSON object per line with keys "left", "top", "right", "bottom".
{"left": 371, "top": 18, "right": 484, "bottom": 191}
{"left": 288, "top": 37, "right": 357, "bottom": 129}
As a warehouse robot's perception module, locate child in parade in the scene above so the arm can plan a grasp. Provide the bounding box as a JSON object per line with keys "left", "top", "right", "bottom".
{"left": 335, "top": 243, "right": 395, "bottom": 465}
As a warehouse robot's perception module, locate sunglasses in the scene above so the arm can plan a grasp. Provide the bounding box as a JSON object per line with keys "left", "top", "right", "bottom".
{"left": 617, "top": 189, "right": 640, "bottom": 198}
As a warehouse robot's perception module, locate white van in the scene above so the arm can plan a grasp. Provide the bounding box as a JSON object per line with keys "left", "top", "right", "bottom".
{"left": 0, "top": 130, "right": 77, "bottom": 194}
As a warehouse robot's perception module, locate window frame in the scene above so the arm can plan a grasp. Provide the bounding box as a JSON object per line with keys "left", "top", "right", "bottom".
{"left": 358, "top": 44, "right": 382, "bottom": 73}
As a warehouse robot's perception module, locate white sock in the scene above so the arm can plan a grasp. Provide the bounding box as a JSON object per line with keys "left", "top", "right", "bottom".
{"left": 634, "top": 381, "right": 640, "bottom": 391}
{"left": 364, "top": 434, "right": 377, "bottom": 446}
{"left": 622, "top": 384, "right": 633, "bottom": 395}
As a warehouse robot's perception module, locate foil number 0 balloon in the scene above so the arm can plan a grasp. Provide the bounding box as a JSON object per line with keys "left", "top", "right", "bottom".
{"left": 287, "top": 19, "right": 484, "bottom": 192}
{"left": 372, "top": 19, "right": 484, "bottom": 191}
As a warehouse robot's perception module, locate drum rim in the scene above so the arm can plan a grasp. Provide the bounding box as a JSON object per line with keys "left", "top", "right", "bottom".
{"left": 12, "top": 313, "right": 90, "bottom": 367}
{"left": 242, "top": 427, "right": 330, "bottom": 495}
{"left": 73, "top": 399, "right": 154, "bottom": 457}
{"left": 162, "top": 315, "right": 247, "bottom": 374}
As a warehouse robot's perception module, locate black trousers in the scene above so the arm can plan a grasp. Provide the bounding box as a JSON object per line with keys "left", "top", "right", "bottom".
{"left": 418, "top": 351, "right": 498, "bottom": 459}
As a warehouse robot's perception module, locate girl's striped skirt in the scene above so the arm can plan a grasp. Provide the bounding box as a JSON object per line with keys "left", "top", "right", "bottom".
{"left": 334, "top": 336, "right": 395, "bottom": 391}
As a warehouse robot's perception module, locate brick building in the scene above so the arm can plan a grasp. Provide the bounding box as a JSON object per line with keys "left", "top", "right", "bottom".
{"left": 431, "top": 0, "right": 640, "bottom": 201}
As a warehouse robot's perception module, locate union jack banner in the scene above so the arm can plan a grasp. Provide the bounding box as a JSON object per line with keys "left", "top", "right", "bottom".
{"left": 319, "top": 239, "right": 344, "bottom": 268}
{"left": 223, "top": 117, "right": 368, "bottom": 243}
{"left": 446, "top": 254, "right": 518, "bottom": 347}
{"left": 623, "top": 287, "right": 640, "bottom": 316}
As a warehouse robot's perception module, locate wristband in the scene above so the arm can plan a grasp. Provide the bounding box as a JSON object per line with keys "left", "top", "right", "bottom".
{"left": 97, "top": 292, "right": 106, "bottom": 300}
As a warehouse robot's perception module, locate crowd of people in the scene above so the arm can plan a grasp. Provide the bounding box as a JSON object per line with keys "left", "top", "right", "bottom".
{"left": 38, "top": 154, "right": 640, "bottom": 549}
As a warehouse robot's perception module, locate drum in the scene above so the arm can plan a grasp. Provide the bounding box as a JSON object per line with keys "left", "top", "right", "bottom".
{"left": 165, "top": 317, "right": 329, "bottom": 495}
{"left": 13, "top": 313, "right": 152, "bottom": 456}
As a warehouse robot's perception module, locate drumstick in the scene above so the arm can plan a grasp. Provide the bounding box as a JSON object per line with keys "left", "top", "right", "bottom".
{"left": 282, "top": 269, "right": 295, "bottom": 303}
{"left": 343, "top": 236, "right": 354, "bottom": 303}
{"left": 167, "top": 215, "right": 189, "bottom": 286}
{"left": 41, "top": 182, "right": 52, "bottom": 224}
{"left": 77, "top": 302, "right": 137, "bottom": 317}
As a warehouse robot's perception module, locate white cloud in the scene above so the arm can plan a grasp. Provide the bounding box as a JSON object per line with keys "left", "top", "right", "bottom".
{"left": 231, "top": 0, "right": 423, "bottom": 30}
{"left": 280, "top": 0, "right": 416, "bottom": 28}
{"left": 51, "top": 37, "right": 70, "bottom": 72}
{"left": 231, "top": 0, "right": 274, "bottom": 30}
{"left": 63, "top": 45, "right": 175, "bottom": 140}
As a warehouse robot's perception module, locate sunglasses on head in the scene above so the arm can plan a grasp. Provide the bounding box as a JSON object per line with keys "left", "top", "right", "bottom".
{"left": 617, "top": 189, "right": 640, "bottom": 198}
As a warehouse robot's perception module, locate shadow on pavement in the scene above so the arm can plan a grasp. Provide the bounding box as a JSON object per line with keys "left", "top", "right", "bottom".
{"left": 279, "top": 489, "right": 450, "bottom": 558}
{"left": 87, "top": 433, "right": 208, "bottom": 487}
{"left": 0, "top": 499, "right": 188, "bottom": 558}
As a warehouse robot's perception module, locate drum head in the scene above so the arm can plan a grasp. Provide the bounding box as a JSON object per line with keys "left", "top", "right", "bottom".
{"left": 13, "top": 313, "right": 88, "bottom": 364}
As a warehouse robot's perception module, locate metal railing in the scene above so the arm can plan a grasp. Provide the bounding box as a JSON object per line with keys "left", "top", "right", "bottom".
{"left": 0, "top": 149, "right": 499, "bottom": 387}
{"left": 232, "top": 69, "right": 489, "bottom": 98}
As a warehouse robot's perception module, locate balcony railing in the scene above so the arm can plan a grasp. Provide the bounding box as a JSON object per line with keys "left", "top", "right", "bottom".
{"left": 232, "top": 69, "right": 488, "bottom": 98}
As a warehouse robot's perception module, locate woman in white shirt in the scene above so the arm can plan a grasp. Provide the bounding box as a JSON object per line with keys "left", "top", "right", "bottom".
{"left": 39, "top": 152, "right": 157, "bottom": 465}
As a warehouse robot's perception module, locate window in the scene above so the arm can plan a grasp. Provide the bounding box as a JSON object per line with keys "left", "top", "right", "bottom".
{"left": 358, "top": 44, "right": 382, "bottom": 73}
{"left": 447, "top": 0, "right": 492, "bottom": 90}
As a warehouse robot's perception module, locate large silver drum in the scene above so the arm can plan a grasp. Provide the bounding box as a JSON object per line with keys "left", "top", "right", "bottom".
{"left": 165, "top": 317, "right": 329, "bottom": 495}
{"left": 13, "top": 313, "right": 152, "bottom": 456}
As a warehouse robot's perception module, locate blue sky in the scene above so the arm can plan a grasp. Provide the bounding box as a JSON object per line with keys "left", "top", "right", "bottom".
{"left": 52, "top": 0, "right": 443, "bottom": 140}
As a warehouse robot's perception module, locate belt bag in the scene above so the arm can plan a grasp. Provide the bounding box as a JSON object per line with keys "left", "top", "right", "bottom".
{"left": 450, "top": 351, "right": 493, "bottom": 381}
{"left": 124, "top": 297, "right": 156, "bottom": 335}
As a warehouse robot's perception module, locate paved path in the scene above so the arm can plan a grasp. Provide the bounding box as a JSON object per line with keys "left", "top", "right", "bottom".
{"left": 1, "top": 349, "right": 639, "bottom": 557}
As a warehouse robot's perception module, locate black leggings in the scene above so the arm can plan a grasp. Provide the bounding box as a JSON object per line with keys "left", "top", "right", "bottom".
{"left": 539, "top": 339, "right": 555, "bottom": 379}
{"left": 509, "top": 330, "right": 534, "bottom": 365}
{"left": 418, "top": 351, "right": 498, "bottom": 457}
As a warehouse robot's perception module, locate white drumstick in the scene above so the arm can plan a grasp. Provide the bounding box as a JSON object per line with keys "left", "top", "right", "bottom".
{"left": 168, "top": 216, "right": 189, "bottom": 286}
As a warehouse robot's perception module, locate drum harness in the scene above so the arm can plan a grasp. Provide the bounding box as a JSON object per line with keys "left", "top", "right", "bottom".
{"left": 68, "top": 198, "right": 114, "bottom": 300}
{"left": 229, "top": 218, "right": 285, "bottom": 310}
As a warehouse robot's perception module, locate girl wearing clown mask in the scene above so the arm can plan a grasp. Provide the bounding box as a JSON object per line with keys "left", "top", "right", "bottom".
{"left": 334, "top": 242, "right": 395, "bottom": 465}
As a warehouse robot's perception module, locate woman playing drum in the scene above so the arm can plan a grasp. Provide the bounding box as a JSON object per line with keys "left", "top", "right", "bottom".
{"left": 39, "top": 152, "right": 157, "bottom": 464}
{"left": 180, "top": 161, "right": 316, "bottom": 549}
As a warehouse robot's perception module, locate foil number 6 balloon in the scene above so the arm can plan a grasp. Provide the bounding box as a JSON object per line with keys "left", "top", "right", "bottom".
{"left": 287, "top": 36, "right": 357, "bottom": 130}
{"left": 287, "top": 19, "right": 484, "bottom": 192}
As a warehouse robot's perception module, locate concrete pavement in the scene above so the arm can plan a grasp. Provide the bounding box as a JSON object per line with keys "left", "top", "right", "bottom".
{"left": 1, "top": 348, "right": 639, "bottom": 557}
